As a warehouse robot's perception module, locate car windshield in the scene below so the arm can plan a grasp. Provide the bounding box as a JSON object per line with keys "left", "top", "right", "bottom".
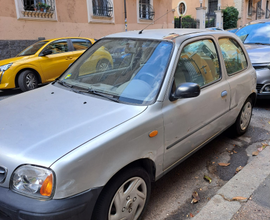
{"left": 236, "top": 23, "right": 270, "bottom": 44}
{"left": 58, "top": 38, "right": 173, "bottom": 105}
{"left": 17, "top": 41, "right": 49, "bottom": 56}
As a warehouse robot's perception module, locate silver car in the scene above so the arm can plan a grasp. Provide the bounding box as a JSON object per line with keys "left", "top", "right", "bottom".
{"left": 0, "top": 29, "right": 256, "bottom": 220}
{"left": 236, "top": 19, "right": 270, "bottom": 99}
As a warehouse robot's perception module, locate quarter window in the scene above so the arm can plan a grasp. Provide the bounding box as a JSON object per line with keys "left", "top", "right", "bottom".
{"left": 218, "top": 38, "right": 247, "bottom": 75}
{"left": 174, "top": 39, "right": 221, "bottom": 88}
{"left": 44, "top": 40, "right": 69, "bottom": 54}
{"left": 71, "top": 39, "right": 92, "bottom": 51}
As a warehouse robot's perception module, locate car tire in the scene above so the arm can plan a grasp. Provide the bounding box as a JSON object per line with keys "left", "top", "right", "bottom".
{"left": 92, "top": 167, "right": 151, "bottom": 220}
{"left": 96, "top": 59, "right": 112, "bottom": 72}
{"left": 233, "top": 97, "right": 253, "bottom": 136}
{"left": 18, "top": 70, "right": 38, "bottom": 91}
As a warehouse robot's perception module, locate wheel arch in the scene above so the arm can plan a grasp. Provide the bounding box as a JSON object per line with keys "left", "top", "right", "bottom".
{"left": 248, "top": 92, "right": 257, "bottom": 106}
{"left": 15, "top": 68, "right": 42, "bottom": 88}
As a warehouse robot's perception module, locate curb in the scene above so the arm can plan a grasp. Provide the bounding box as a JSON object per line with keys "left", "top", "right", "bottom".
{"left": 192, "top": 146, "right": 270, "bottom": 220}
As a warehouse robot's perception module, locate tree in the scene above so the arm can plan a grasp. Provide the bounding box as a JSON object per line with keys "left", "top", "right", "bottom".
{"left": 223, "top": 7, "right": 239, "bottom": 30}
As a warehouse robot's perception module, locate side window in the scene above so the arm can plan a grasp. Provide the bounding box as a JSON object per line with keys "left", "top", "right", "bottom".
{"left": 218, "top": 38, "right": 247, "bottom": 75}
{"left": 44, "top": 40, "right": 69, "bottom": 54}
{"left": 174, "top": 39, "right": 221, "bottom": 88}
{"left": 71, "top": 39, "right": 92, "bottom": 51}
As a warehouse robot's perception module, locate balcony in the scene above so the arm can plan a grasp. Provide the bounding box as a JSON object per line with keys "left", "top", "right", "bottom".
{"left": 20, "top": 0, "right": 55, "bottom": 19}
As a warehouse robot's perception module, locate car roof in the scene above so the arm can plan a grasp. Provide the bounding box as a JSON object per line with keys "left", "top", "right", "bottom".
{"left": 104, "top": 28, "right": 221, "bottom": 41}
{"left": 40, "top": 37, "right": 95, "bottom": 42}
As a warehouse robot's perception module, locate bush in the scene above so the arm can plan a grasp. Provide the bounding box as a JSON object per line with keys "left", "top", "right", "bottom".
{"left": 222, "top": 7, "right": 239, "bottom": 30}
{"left": 174, "top": 15, "right": 198, "bottom": 28}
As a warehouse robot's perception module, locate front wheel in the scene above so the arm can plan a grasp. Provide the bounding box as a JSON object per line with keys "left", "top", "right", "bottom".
{"left": 18, "top": 70, "right": 38, "bottom": 91}
{"left": 233, "top": 97, "right": 253, "bottom": 136}
{"left": 93, "top": 167, "right": 151, "bottom": 220}
{"left": 96, "top": 59, "right": 112, "bottom": 72}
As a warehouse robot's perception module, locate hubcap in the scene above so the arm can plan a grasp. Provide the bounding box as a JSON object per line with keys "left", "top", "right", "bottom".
{"left": 25, "top": 73, "right": 37, "bottom": 89}
{"left": 108, "top": 177, "right": 147, "bottom": 220}
{"left": 240, "top": 101, "right": 252, "bottom": 131}
{"left": 97, "top": 61, "right": 109, "bottom": 71}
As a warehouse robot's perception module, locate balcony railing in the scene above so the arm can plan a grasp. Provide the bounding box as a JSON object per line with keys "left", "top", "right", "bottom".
{"left": 92, "top": 0, "right": 113, "bottom": 17}
{"left": 139, "top": 3, "right": 155, "bottom": 20}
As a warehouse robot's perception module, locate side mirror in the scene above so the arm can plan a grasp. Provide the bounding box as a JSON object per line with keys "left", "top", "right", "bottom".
{"left": 170, "top": 82, "right": 200, "bottom": 101}
{"left": 41, "top": 49, "right": 53, "bottom": 56}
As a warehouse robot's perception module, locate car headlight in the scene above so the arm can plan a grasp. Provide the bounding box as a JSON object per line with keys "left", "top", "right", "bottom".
{"left": 0, "top": 63, "right": 13, "bottom": 72}
{"left": 11, "top": 165, "right": 55, "bottom": 199}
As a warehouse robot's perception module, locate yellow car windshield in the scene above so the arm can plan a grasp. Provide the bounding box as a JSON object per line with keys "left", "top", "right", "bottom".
{"left": 17, "top": 41, "right": 49, "bottom": 57}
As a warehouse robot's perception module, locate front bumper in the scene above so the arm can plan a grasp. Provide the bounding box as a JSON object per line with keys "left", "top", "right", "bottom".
{"left": 0, "top": 186, "right": 102, "bottom": 220}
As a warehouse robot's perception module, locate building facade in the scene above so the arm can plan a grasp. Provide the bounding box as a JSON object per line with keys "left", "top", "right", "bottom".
{"left": 172, "top": 0, "right": 270, "bottom": 28}
{"left": 0, "top": 0, "right": 174, "bottom": 60}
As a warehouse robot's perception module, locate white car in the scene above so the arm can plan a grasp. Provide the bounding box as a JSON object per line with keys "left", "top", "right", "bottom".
{"left": 0, "top": 29, "right": 256, "bottom": 220}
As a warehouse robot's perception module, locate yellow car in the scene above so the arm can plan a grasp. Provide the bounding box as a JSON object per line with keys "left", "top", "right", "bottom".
{"left": 0, "top": 37, "right": 113, "bottom": 91}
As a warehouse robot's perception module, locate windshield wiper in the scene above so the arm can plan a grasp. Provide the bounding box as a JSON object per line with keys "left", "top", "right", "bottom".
{"left": 245, "top": 42, "right": 270, "bottom": 45}
{"left": 57, "top": 80, "right": 82, "bottom": 94}
{"left": 86, "top": 87, "right": 120, "bottom": 103}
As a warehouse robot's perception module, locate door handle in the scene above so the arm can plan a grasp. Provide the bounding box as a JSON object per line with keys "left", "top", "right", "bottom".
{"left": 221, "top": 90, "right": 227, "bottom": 97}
{"left": 66, "top": 57, "right": 73, "bottom": 60}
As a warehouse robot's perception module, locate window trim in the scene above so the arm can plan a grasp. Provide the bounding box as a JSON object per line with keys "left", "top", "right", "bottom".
{"left": 137, "top": 0, "right": 154, "bottom": 24}
{"left": 218, "top": 37, "right": 249, "bottom": 77}
{"left": 170, "top": 36, "right": 222, "bottom": 96}
{"left": 87, "top": 0, "right": 115, "bottom": 24}
{"left": 14, "top": 0, "right": 57, "bottom": 21}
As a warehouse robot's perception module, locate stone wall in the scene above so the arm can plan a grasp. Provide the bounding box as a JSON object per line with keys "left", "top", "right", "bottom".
{"left": 0, "top": 40, "right": 38, "bottom": 61}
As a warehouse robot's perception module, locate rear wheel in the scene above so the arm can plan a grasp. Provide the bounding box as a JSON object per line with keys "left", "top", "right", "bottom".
{"left": 18, "top": 70, "right": 38, "bottom": 91}
{"left": 233, "top": 97, "right": 253, "bottom": 136}
{"left": 93, "top": 167, "right": 151, "bottom": 220}
{"left": 96, "top": 59, "right": 112, "bottom": 72}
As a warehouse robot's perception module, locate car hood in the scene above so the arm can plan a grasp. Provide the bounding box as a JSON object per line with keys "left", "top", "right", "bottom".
{"left": 244, "top": 44, "right": 270, "bottom": 64}
{"left": 0, "top": 84, "right": 147, "bottom": 168}
{"left": 0, "top": 56, "right": 32, "bottom": 66}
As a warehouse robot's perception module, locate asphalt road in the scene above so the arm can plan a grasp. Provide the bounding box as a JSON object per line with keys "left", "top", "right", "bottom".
{"left": 1, "top": 89, "right": 269, "bottom": 220}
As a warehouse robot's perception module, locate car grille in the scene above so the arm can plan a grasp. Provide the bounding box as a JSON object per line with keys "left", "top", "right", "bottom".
{"left": 0, "top": 166, "right": 7, "bottom": 183}
{"left": 256, "top": 84, "right": 264, "bottom": 93}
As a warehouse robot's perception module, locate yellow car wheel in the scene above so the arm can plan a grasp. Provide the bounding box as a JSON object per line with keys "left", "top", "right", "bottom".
{"left": 96, "top": 59, "right": 112, "bottom": 72}
{"left": 18, "top": 70, "right": 39, "bottom": 92}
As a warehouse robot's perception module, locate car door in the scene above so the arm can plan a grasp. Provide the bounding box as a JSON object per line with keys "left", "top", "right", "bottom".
{"left": 38, "top": 39, "right": 74, "bottom": 82}
{"left": 218, "top": 37, "right": 255, "bottom": 110}
{"left": 162, "top": 37, "right": 231, "bottom": 169}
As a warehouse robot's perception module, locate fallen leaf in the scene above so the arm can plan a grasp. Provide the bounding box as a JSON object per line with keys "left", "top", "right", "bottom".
{"left": 190, "top": 213, "right": 194, "bottom": 218}
{"left": 268, "top": 121, "right": 270, "bottom": 124}
{"left": 218, "top": 163, "right": 230, "bottom": 167}
{"left": 204, "top": 175, "right": 212, "bottom": 183}
{"left": 258, "top": 147, "right": 264, "bottom": 152}
{"left": 233, "top": 150, "right": 237, "bottom": 154}
{"left": 191, "top": 191, "right": 200, "bottom": 204}
{"left": 232, "top": 196, "right": 247, "bottom": 201}
{"left": 235, "top": 166, "right": 243, "bottom": 173}
{"left": 252, "top": 150, "right": 259, "bottom": 156}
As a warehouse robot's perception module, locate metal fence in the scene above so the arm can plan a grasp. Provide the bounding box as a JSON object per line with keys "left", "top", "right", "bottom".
{"left": 174, "top": 17, "right": 200, "bottom": 29}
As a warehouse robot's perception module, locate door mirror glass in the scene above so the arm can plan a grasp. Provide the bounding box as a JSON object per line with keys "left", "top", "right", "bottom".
{"left": 41, "top": 49, "right": 53, "bottom": 56}
{"left": 170, "top": 82, "right": 200, "bottom": 101}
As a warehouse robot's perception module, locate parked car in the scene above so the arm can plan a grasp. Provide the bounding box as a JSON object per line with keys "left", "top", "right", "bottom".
{"left": 0, "top": 37, "right": 112, "bottom": 91}
{"left": 226, "top": 27, "right": 240, "bottom": 33}
{"left": 0, "top": 29, "right": 256, "bottom": 220}
{"left": 236, "top": 19, "right": 270, "bottom": 99}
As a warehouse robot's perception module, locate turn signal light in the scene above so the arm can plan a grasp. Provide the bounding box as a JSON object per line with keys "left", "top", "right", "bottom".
{"left": 149, "top": 130, "right": 158, "bottom": 138}
{"left": 40, "top": 174, "right": 53, "bottom": 196}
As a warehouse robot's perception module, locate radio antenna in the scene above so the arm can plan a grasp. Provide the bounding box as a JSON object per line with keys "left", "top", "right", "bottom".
{"left": 138, "top": 6, "right": 178, "bottom": 34}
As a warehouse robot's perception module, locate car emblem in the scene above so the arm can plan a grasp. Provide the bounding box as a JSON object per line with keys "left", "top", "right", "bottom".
{"left": 0, "top": 166, "right": 8, "bottom": 183}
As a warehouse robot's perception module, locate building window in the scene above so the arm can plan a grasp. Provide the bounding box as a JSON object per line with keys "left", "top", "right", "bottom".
{"left": 15, "top": 0, "right": 57, "bottom": 20}
{"left": 92, "top": 0, "right": 113, "bottom": 17}
{"left": 208, "top": 0, "right": 218, "bottom": 16}
{"left": 87, "top": 0, "right": 114, "bottom": 23}
{"left": 248, "top": 0, "right": 253, "bottom": 16}
{"left": 266, "top": 0, "right": 270, "bottom": 18}
{"left": 139, "top": 0, "right": 155, "bottom": 20}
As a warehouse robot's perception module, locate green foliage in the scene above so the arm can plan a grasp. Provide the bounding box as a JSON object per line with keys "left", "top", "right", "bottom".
{"left": 222, "top": 7, "right": 239, "bottom": 30}
{"left": 174, "top": 15, "right": 198, "bottom": 28}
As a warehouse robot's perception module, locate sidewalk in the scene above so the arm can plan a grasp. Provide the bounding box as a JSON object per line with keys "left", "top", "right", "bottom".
{"left": 192, "top": 145, "right": 270, "bottom": 220}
